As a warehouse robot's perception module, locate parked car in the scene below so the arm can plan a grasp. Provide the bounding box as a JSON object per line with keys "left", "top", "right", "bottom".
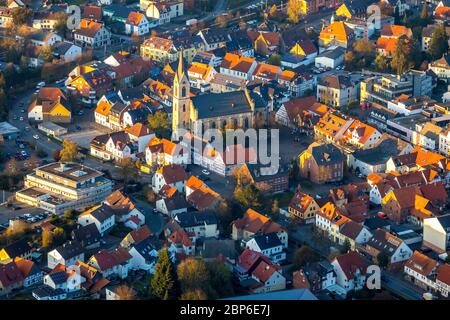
{"left": 201, "top": 169, "right": 210, "bottom": 175}
{"left": 377, "top": 212, "right": 388, "bottom": 220}
{"left": 33, "top": 134, "right": 39, "bottom": 140}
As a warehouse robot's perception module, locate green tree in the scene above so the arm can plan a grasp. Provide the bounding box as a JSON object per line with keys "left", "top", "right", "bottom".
{"left": 206, "top": 259, "right": 234, "bottom": 298}
{"left": 293, "top": 245, "right": 319, "bottom": 268}
{"left": 377, "top": 251, "right": 389, "bottom": 268}
{"left": 342, "top": 238, "right": 351, "bottom": 253}
{"left": 59, "top": 139, "right": 78, "bottom": 162}
{"left": 151, "top": 249, "right": 179, "bottom": 300}
{"left": 429, "top": 24, "right": 449, "bottom": 60}
{"left": 267, "top": 54, "right": 281, "bottom": 66}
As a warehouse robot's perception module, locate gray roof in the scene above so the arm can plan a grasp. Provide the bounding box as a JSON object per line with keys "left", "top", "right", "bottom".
{"left": 175, "top": 211, "right": 217, "bottom": 228}
{"left": 223, "top": 288, "right": 317, "bottom": 300}
{"left": 317, "top": 46, "right": 346, "bottom": 60}
{"left": 352, "top": 139, "right": 402, "bottom": 165}
{"left": 53, "top": 241, "right": 83, "bottom": 260}
{"left": 88, "top": 205, "right": 115, "bottom": 223}
{"left": 2, "top": 239, "right": 31, "bottom": 258}
{"left": 191, "top": 90, "right": 253, "bottom": 119}
{"left": 52, "top": 42, "right": 76, "bottom": 56}
{"left": 310, "top": 143, "right": 344, "bottom": 165}
{"left": 437, "top": 214, "right": 450, "bottom": 229}
{"left": 253, "top": 232, "right": 282, "bottom": 250}
{"left": 71, "top": 223, "right": 101, "bottom": 245}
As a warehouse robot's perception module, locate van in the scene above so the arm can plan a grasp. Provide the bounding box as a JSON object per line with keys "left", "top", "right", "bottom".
{"left": 36, "top": 81, "right": 45, "bottom": 89}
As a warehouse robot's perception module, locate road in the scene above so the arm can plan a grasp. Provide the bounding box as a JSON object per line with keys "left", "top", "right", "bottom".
{"left": 381, "top": 271, "right": 425, "bottom": 300}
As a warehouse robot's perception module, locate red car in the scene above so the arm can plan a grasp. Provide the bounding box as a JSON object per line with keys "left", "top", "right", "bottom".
{"left": 377, "top": 212, "right": 388, "bottom": 220}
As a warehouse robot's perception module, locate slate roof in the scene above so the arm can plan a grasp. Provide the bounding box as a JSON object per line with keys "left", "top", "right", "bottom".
{"left": 53, "top": 241, "right": 83, "bottom": 260}
{"left": 310, "top": 143, "right": 344, "bottom": 165}
{"left": 72, "top": 224, "right": 101, "bottom": 245}
{"left": 175, "top": 211, "right": 217, "bottom": 228}
{"left": 191, "top": 90, "right": 253, "bottom": 119}
{"left": 2, "top": 239, "right": 31, "bottom": 259}
{"left": 253, "top": 232, "right": 282, "bottom": 250}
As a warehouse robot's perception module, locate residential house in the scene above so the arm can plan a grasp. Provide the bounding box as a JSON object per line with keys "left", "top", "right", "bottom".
{"left": 128, "top": 238, "right": 159, "bottom": 272}
{"left": 423, "top": 214, "right": 450, "bottom": 253}
{"left": 197, "top": 28, "right": 231, "bottom": 51}
{"left": 14, "top": 257, "right": 43, "bottom": 288}
{"left": 331, "top": 251, "right": 369, "bottom": 294}
{"left": 338, "top": 220, "right": 373, "bottom": 250}
{"left": 288, "top": 191, "right": 320, "bottom": 224}
{"left": 105, "top": 190, "right": 146, "bottom": 228}
{"left": 120, "top": 225, "right": 152, "bottom": 248}
{"left": 299, "top": 142, "right": 344, "bottom": 184}
{"left": 0, "top": 261, "right": 24, "bottom": 296}
{"left": 88, "top": 247, "right": 132, "bottom": 279}
{"left": 429, "top": 55, "right": 450, "bottom": 82}
{"left": 187, "top": 61, "right": 217, "bottom": 91}
{"left": 145, "top": 137, "right": 188, "bottom": 167}
{"left": 74, "top": 19, "right": 111, "bottom": 48}
{"left": 231, "top": 208, "right": 288, "bottom": 248}
{"left": 319, "top": 21, "right": 355, "bottom": 49}
{"left": 152, "top": 164, "right": 188, "bottom": 193}
{"left": 0, "top": 239, "right": 32, "bottom": 262}
{"left": 71, "top": 224, "right": 102, "bottom": 249}
{"left": 404, "top": 250, "right": 438, "bottom": 291}
{"left": 315, "top": 46, "right": 346, "bottom": 69}
{"left": 52, "top": 42, "right": 82, "bottom": 63}
{"left": 317, "top": 75, "right": 359, "bottom": 109}
{"left": 28, "top": 87, "right": 72, "bottom": 123}
{"left": 363, "top": 228, "right": 413, "bottom": 266}
{"left": 220, "top": 53, "right": 257, "bottom": 80}
{"left": 275, "top": 97, "right": 328, "bottom": 129}
{"left": 174, "top": 211, "right": 219, "bottom": 238}
{"left": 247, "top": 30, "right": 281, "bottom": 56}
{"left": 78, "top": 204, "right": 116, "bottom": 236}
{"left": 234, "top": 249, "right": 286, "bottom": 293}
{"left": 47, "top": 241, "right": 84, "bottom": 269}
{"left": 238, "top": 162, "right": 289, "bottom": 195}
{"left": 125, "top": 12, "right": 150, "bottom": 36}
{"left": 244, "top": 233, "right": 286, "bottom": 263}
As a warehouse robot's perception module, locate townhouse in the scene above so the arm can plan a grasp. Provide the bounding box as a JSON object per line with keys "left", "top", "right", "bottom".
{"left": 74, "top": 19, "right": 111, "bottom": 48}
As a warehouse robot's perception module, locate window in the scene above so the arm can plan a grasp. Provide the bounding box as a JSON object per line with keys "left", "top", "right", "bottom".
{"left": 182, "top": 86, "right": 186, "bottom": 97}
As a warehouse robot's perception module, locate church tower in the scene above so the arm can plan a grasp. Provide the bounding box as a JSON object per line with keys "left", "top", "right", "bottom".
{"left": 172, "top": 49, "right": 191, "bottom": 135}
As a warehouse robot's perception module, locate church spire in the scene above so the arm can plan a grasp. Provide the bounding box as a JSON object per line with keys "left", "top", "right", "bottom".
{"left": 177, "top": 49, "right": 184, "bottom": 79}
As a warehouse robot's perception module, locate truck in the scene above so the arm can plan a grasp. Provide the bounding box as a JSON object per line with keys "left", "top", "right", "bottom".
{"left": 186, "top": 18, "right": 197, "bottom": 26}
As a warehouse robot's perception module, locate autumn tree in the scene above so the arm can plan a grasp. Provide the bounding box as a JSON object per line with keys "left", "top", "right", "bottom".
{"left": 151, "top": 249, "right": 179, "bottom": 299}
{"left": 180, "top": 289, "right": 208, "bottom": 300}
{"left": 391, "top": 38, "right": 413, "bottom": 75}
{"left": 269, "top": 4, "right": 278, "bottom": 16}
{"left": 233, "top": 184, "right": 262, "bottom": 208}
{"left": 11, "top": 7, "right": 33, "bottom": 26}
{"left": 287, "top": 0, "right": 303, "bottom": 24}
{"left": 115, "top": 285, "right": 137, "bottom": 300}
{"left": 177, "top": 258, "right": 211, "bottom": 297}
{"left": 41, "top": 229, "right": 54, "bottom": 248}
{"left": 118, "top": 157, "right": 136, "bottom": 191}
{"left": 271, "top": 199, "right": 279, "bottom": 215}
{"left": 147, "top": 111, "right": 170, "bottom": 137}
{"left": 5, "top": 158, "right": 20, "bottom": 177}
{"left": 374, "top": 53, "right": 390, "bottom": 72}
{"left": 59, "top": 139, "right": 78, "bottom": 162}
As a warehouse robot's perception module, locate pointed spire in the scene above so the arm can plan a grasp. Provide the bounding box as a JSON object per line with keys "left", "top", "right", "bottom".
{"left": 177, "top": 49, "right": 184, "bottom": 79}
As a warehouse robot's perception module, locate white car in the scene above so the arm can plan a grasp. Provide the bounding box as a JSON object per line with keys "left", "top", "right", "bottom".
{"left": 33, "top": 135, "right": 39, "bottom": 140}
{"left": 201, "top": 169, "right": 210, "bottom": 175}
{"left": 19, "top": 117, "right": 24, "bottom": 121}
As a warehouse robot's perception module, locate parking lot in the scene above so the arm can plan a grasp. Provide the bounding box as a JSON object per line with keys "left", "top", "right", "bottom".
{"left": 0, "top": 203, "right": 46, "bottom": 227}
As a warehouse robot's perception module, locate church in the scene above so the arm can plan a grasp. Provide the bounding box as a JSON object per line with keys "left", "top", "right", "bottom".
{"left": 172, "top": 51, "right": 257, "bottom": 136}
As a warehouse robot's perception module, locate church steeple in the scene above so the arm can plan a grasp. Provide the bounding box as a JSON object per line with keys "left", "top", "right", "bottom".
{"left": 177, "top": 49, "right": 184, "bottom": 80}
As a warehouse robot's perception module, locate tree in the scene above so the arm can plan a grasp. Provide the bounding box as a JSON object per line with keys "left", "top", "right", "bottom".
{"left": 59, "top": 139, "right": 78, "bottom": 162}
{"left": 118, "top": 158, "right": 136, "bottom": 191}
{"left": 344, "top": 51, "right": 357, "bottom": 70}
{"left": 54, "top": 13, "right": 68, "bottom": 36}
{"left": 429, "top": 24, "right": 449, "bottom": 60}
{"left": 377, "top": 251, "right": 389, "bottom": 268}
{"left": 374, "top": 53, "right": 390, "bottom": 72}
{"left": 177, "top": 258, "right": 211, "bottom": 296}
{"left": 206, "top": 259, "right": 234, "bottom": 298}
{"left": 11, "top": 7, "right": 33, "bottom": 26}
{"left": 151, "top": 249, "right": 179, "bottom": 299}
{"left": 267, "top": 54, "right": 281, "bottom": 66}
{"left": 115, "top": 285, "right": 137, "bottom": 300}
{"left": 4, "top": 158, "right": 19, "bottom": 177}
{"left": 180, "top": 289, "right": 208, "bottom": 300}
{"left": 269, "top": 4, "right": 278, "bottom": 16}
{"left": 293, "top": 245, "right": 319, "bottom": 268}
{"left": 287, "top": 0, "right": 303, "bottom": 24}
{"left": 391, "top": 38, "right": 413, "bottom": 75}
{"left": 39, "top": 46, "right": 53, "bottom": 63}
{"left": 271, "top": 199, "right": 279, "bottom": 215}
{"left": 420, "top": 3, "right": 429, "bottom": 24}
{"left": 342, "top": 238, "right": 351, "bottom": 253}
{"left": 52, "top": 227, "right": 66, "bottom": 245}
{"left": 42, "top": 229, "right": 54, "bottom": 248}
{"left": 233, "top": 184, "right": 262, "bottom": 208}
{"left": 147, "top": 111, "right": 170, "bottom": 137}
